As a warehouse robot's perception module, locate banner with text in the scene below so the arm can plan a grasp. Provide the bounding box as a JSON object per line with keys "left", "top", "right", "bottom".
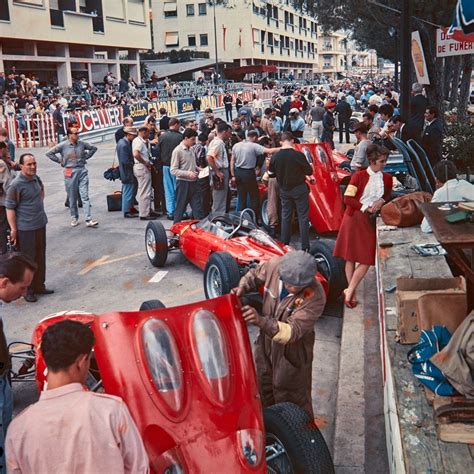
{"left": 436, "top": 28, "right": 474, "bottom": 57}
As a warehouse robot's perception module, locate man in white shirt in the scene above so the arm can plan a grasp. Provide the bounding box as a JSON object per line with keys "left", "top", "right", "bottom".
{"left": 207, "top": 122, "right": 232, "bottom": 214}
{"left": 132, "top": 126, "right": 156, "bottom": 221}
{"left": 421, "top": 161, "right": 474, "bottom": 233}
{"left": 6, "top": 320, "right": 149, "bottom": 474}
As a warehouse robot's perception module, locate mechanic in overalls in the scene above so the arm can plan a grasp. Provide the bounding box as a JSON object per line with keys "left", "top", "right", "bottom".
{"left": 232, "top": 251, "right": 326, "bottom": 417}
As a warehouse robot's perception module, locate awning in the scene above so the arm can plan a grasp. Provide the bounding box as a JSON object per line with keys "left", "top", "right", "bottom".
{"left": 164, "top": 2, "right": 177, "bottom": 13}
{"left": 165, "top": 32, "right": 179, "bottom": 46}
{"left": 224, "top": 64, "right": 277, "bottom": 80}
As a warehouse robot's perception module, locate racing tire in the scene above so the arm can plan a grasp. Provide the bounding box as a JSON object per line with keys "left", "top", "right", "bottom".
{"left": 310, "top": 239, "right": 346, "bottom": 302}
{"left": 264, "top": 402, "right": 335, "bottom": 474}
{"left": 139, "top": 299, "right": 166, "bottom": 311}
{"left": 145, "top": 221, "right": 168, "bottom": 267}
{"left": 203, "top": 252, "right": 241, "bottom": 299}
{"left": 260, "top": 192, "right": 270, "bottom": 228}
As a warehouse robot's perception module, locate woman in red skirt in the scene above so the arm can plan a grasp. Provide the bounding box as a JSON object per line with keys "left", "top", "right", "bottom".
{"left": 334, "top": 144, "right": 392, "bottom": 308}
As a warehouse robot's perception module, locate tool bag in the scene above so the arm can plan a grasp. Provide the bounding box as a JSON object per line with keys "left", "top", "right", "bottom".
{"left": 106, "top": 191, "right": 122, "bottom": 212}
{"left": 380, "top": 191, "right": 432, "bottom": 227}
{"left": 408, "top": 326, "right": 458, "bottom": 396}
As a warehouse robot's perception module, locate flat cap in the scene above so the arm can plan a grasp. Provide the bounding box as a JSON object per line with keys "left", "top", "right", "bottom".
{"left": 280, "top": 251, "right": 317, "bottom": 287}
{"left": 289, "top": 108, "right": 300, "bottom": 114}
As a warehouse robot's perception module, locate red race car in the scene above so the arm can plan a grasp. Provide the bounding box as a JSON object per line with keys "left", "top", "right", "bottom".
{"left": 27, "top": 295, "right": 334, "bottom": 473}
{"left": 145, "top": 209, "right": 345, "bottom": 301}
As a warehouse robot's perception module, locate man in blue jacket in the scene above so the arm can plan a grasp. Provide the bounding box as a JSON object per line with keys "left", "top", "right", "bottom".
{"left": 117, "top": 127, "right": 138, "bottom": 218}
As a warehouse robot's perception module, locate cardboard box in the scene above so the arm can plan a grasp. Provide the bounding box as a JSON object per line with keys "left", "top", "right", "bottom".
{"left": 396, "top": 276, "right": 466, "bottom": 344}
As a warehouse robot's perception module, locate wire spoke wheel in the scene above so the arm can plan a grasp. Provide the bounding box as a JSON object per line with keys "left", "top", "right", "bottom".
{"left": 206, "top": 264, "right": 223, "bottom": 298}
{"left": 265, "top": 433, "right": 293, "bottom": 474}
{"left": 146, "top": 227, "right": 157, "bottom": 261}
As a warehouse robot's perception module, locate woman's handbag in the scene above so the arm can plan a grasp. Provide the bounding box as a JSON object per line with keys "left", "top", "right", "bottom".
{"left": 380, "top": 191, "right": 432, "bottom": 227}
{"left": 104, "top": 146, "right": 121, "bottom": 182}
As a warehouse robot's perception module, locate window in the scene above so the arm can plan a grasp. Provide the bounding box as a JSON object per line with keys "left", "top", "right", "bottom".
{"left": 186, "top": 3, "right": 194, "bottom": 15}
{"left": 200, "top": 34, "right": 208, "bottom": 46}
{"left": 164, "top": 1, "right": 177, "bottom": 17}
{"left": 198, "top": 3, "right": 206, "bottom": 15}
{"left": 165, "top": 31, "right": 179, "bottom": 47}
{"left": 0, "top": 1, "right": 10, "bottom": 20}
{"left": 188, "top": 35, "right": 196, "bottom": 47}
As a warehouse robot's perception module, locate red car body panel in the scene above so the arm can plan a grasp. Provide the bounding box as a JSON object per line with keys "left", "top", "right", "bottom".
{"left": 32, "top": 296, "right": 267, "bottom": 473}
{"left": 169, "top": 221, "right": 329, "bottom": 296}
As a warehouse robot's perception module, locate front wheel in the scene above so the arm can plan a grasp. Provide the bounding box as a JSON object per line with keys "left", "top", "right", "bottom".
{"left": 310, "top": 239, "right": 346, "bottom": 302}
{"left": 145, "top": 221, "right": 168, "bottom": 267}
{"left": 264, "top": 402, "right": 335, "bottom": 474}
{"left": 260, "top": 192, "right": 269, "bottom": 228}
{"left": 203, "top": 252, "right": 241, "bottom": 299}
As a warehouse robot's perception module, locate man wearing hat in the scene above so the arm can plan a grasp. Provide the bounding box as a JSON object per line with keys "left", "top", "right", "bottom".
{"left": 117, "top": 126, "right": 138, "bottom": 218}
{"left": 233, "top": 251, "right": 326, "bottom": 417}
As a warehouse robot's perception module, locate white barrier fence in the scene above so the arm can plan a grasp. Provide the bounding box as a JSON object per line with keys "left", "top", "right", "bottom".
{"left": 0, "top": 113, "right": 57, "bottom": 148}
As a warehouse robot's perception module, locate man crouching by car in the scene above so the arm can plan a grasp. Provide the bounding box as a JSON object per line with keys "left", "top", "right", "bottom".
{"left": 232, "top": 251, "right": 325, "bottom": 417}
{"left": 6, "top": 320, "right": 149, "bottom": 473}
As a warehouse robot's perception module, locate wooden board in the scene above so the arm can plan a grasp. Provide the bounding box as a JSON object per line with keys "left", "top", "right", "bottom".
{"left": 434, "top": 396, "right": 474, "bottom": 444}
{"left": 376, "top": 222, "right": 474, "bottom": 473}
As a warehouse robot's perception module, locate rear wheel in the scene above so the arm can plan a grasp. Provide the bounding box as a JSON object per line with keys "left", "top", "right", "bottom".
{"left": 260, "top": 192, "right": 269, "bottom": 228}
{"left": 264, "top": 402, "right": 334, "bottom": 474}
{"left": 139, "top": 299, "right": 166, "bottom": 311}
{"left": 203, "top": 252, "right": 241, "bottom": 299}
{"left": 145, "top": 221, "right": 168, "bottom": 267}
{"left": 310, "top": 239, "right": 346, "bottom": 301}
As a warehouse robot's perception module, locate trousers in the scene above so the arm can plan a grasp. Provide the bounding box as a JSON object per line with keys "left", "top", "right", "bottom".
{"left": 235, "top": 168, "right": 259, "bottom": 217}
{"left": 311, "top": 121, "right": 323, "bottom": 141}
{"left": 267, "top": 177, "right": 280, "bottom": 228}
{"left": 280, "top": 184, "right": 310, "bottom": 251}
{"left": 133, "top": 164, "right": 152, "bottom": 217}
{"left": 163, "top": 166, "right": 177, "bottom": 215}
{"left": 174, "top": 180, "right": 203, "bottom": 223}
{"left": 199, "top": 176, "right": 212, "bottom": 217}
{"left": 211, "top": 168, "right": 229, "bottom": 215}
{"left": 17, "top": 226, "right": 46, "bottom": 295}
{"left": 121, "top": 181, "right": 137, "bottom": 213}
{"left": 64, "top": 167, "right": 91, "bottom": 221}
{"left": 0, "top": 207, "right": 8, "bottom": 254}
{"left": 339, "top": 117, "right": 351, "bottom": 144}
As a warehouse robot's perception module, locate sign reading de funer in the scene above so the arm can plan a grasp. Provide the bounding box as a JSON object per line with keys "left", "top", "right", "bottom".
{"left": 436, "top": 28, "right": 474, "bottom": 57}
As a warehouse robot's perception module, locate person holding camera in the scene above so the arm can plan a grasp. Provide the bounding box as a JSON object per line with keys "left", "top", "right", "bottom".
{"left": 334, "top": 144, "right": 392, "bottom": 308}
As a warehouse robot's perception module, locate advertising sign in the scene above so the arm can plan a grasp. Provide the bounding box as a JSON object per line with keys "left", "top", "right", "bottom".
{"left": 436, "top": 28, "right": 474, "bottom": 57}
{"left": 411, "top": 31, "right": 430, "bottom": 85}
{"left": 73, "top": 107, "right": 122, "bottom": 133}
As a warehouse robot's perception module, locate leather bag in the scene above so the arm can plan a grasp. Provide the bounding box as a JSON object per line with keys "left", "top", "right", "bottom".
{"left": 380, "top": 191, "right": 432, "bottom": 227}
{"left": 106, "top": 191, "right": 122, "bottom": 212}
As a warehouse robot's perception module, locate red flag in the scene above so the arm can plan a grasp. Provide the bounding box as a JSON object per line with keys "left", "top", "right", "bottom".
{"left": 238, "top": 28, "right": 242, "bottom": 48}
{"left": 222, "top": 25, "right": 227, "bottom": 51}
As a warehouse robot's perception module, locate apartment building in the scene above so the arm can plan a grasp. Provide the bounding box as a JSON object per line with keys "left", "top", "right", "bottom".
{"left": 152, "top": 0, "right": 322, "bottom": 80}
{"left": 0, "top": 0, "right": 151, "bottom": 87}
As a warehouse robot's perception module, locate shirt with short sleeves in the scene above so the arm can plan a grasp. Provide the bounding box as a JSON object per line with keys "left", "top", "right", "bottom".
{"left": 207, "top": 138, "right": 228, "bottom": 169}
{"left": 5, "top": 174, "right": 47, "bottom": 231}
{"left": 132, "top": 136, "right": 150, "bottom": 165}
{"left": 232, "top": 141, "right": 265, "bottom": 169}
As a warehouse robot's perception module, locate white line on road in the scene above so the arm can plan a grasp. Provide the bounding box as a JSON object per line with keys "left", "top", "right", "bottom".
{"left": 148, "top": 271, "right": 168, "bottom": 283}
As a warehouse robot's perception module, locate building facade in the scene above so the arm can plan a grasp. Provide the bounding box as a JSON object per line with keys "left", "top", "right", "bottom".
{"left": 152, "top": 0, "right": 324, "bottom": 80}
{"left": 151, "top": 0, "right": 376, "bottom": 81}
{"left": 0, "top": 0, "right": 151, "bottom": 87}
